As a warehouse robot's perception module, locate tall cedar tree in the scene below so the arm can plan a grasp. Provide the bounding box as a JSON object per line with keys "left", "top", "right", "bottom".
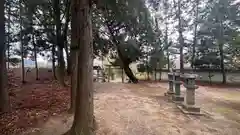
{"left": 0, "top": 0, "right": 10, "bottom": 112}
{"left": 64, "top": 0, "right": 94, "bottom": 134}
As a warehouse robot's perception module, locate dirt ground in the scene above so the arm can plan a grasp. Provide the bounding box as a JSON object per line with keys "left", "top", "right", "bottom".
{"left": 19, "top": 81, "right": 240, "bottom": 135}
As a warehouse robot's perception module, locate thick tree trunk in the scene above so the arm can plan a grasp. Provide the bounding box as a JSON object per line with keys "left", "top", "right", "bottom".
{"left": 52, "top": 44, "right": 57, "bottom": 79}
{"left": 68, "top": 51, "right": 76, "bottom": 113}
{"left": 68, "top": 15, "right": 76, "bottom": 113}
{"left": 20, "top": 0, "right": 25, "bottom": 83}
{"left": 147, "top": 65, "right": 150, "bottom": 80}
{"left": 106, "top": 24, "right": 138, "bottom": 83}
{"left": 54, "top": 0, "right": 66, "bottom": 86}
{"left": 116, "top": 47, "right": 138, "bottom": 83}
{"left": 219, "top": 43, "right": 226, "bottom": 84}
{"left": 0, "top": 0, "right": 9, "bottom": 112}
{"left": 121, "top": 68, "right": 124, "bottom": 83}
{"left": 219, "top": 17, "right": 226, "bottom": 84}
{"left": 122, "top": 62, "right": 138, "bottom": 83}
{"left": 180, "top": 45, "right": 184, "bottom": 70}
{"left": 191, "top": 0, "right": 199, "bottom": 68}
{"left": 167, "top": 51, "right": 170, "bottom": 71}
{"left": 63, "top": 0, "right": 71, "bottom": 75}
{"left": 64, "top": 0, "right": 94, "bottom": 134}
{"left": 57, "top": 47, "right": 66, "bottom": 86}
{"left": 177, "top": 0, "right": 184, "bottom": 72}
{"left": 66, "top": 47, "right": 71, "bottom": 75}
{"left": 154, "top": 68, "right": 157, "bottom": 81}
{"left": 31, "top": 18, "right": 39, "bottom": 80}
{"left": 7, "top": 4, "right": 10, "bottom": 69}
{"left": 33, "top": 40, "right": 39, "bottom": 80}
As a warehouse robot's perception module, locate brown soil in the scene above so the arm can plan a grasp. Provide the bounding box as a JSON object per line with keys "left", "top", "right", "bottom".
{"left": 22, "top": 82, "right": 240, "bottom": 135}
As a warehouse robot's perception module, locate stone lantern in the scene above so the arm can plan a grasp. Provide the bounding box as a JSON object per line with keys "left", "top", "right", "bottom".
{"left": 172, "top": 72, "right": 184, "bottom": 103}
{"left": 165, "top": 72, "right": 175, "bottom": 96}
{"left": 179, "top": 73, "right": 201, "bottom": 114}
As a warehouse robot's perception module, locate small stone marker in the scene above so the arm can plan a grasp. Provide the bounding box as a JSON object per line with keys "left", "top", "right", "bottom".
{"left": 172, "top": 72, "right": 184, "bottom": 103}
{"left": 178, "top": 73, "right": 201, "bottom": 115}
{"left": 165, "top": 72, "right": 175, "bottom": 96}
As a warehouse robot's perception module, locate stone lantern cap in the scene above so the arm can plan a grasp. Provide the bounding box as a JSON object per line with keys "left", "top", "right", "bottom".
{"left": 180, "top": 73, "right": 199, "bottom": 89}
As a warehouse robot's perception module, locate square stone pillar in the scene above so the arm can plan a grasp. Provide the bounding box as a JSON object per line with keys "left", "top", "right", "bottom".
{"left": 172, "top": 72, "right": 184, "bottom": 103}
{"left": 181, "top": 74, "right": 200, "bottom": 114}
{"left": 165, "top": 72, "right": 175, "bottom": 96}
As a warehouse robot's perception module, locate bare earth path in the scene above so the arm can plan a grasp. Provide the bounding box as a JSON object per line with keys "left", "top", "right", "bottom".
{"left": 24, "top": 82, "right": 240, "bottom": 135}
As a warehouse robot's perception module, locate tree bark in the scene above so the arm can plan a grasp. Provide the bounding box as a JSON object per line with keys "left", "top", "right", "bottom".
{"left": 33, "top": 36, "right": 39, "bottom": 80}
{"left": 68, "top": 10, "right": 77, "bottom": 113}
{"left": 121, "top": 68, "right": 124, "bottom": 83}
{"left": 0, "top": 0, "right": 9, "bottom": 112}
{"left": 52, "top": 44, "right": 57, "bottom": 79}
{"left": 64, "top": 0, "right": 94, "bottom": 134}
{"left": 219, "top": 43, "right": 226, "bottom": 84}
{"left": 106, "top": 24, "right": 138, "bottom": 83}
{"left": 62, "top": 0, "right": 71, "bottom": 75}
{"left": 191, "top": 0, "right": 199, "bottom": 68}
{"left": 7, "top": 4, "right": 10, "bottom": 69}
{"left": 154, "top": 68, "right": 157, "bottom": 81}
{"left": 177, "top": 0, "right": 184, "bottom": 72}
{"left": 57, "top": 47, "right": 66, "bottom": 85}
{"left": 219, "top": 14, "right": 226, "bottom": 84}
{"left": 54, "top": 0, "right": 65, "bottom": 86}
{"left": 31, "top": 16, "right": 39, "bottom": 80}
{"left": 19, "top": 0, "right": 25, "bottom": 83}
{"left": 68, "top": 51, "right": 76, "bottom": 113}
{"left": 66, "top": 46, "right": 71, "bottom": 75}
{"left": 122, "top": 62, "right": 138, "bottom": 83}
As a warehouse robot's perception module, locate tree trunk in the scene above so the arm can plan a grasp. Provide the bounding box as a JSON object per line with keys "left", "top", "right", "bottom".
{"left": 68, "top": 50, "right": 76, "bottom": 113}
{"left": 66, "top": 47, "right": 71, "bottom": 75}
{"left": 147, "top": 65, "right": 150, "bottom": 80}
{"left": 68, "top": 12, "right": 77, "bottom": 113}
{"left": 57, "top": 47, "right": 66, "bottom": 86}
{"left": 0, "top": 0, "right": 9, "bottom": 112}
{"left": 122, "top": 62, "right": 138, "bottom": 83}
{"left": 121, "top": 68, "right": 124, "bottom": 83}
{"left": 52, "top": 44, "right": 57, "bottom": 79}
{"left": 116, "top": 46, "right": 138, "bottom": 83}
{"left": 20, "top": 0, "right": 25, "bottom": 83}
{"left": 33, "top": 37, "right": 39, "bottom": 80}
{"left": 63, "top": 0, "right": 71, "bottom": 75}
{"left": 7, "top": 4, "right": 10, "bottom": 69}
{"left": 154, "top": 68, "right": 157, "bottom": 81}
{"left": 218, "top": 15, "right": 226, "bottom": 84}
{"left": 106, "top": 24, "right": 138, "bottom": 83}
{"left": 177, "top": 0, "right": 184, "bottom": 72}
{"left": 167, "top": 51, "right": 170, "bottom": 71}
{"left": 219, "top": 43, "right": 226, "bottom": 84}
{"left": 64, "top": 0, "right": 94, "bottom": 134}
{"left": 191, "top": 0, "right": 199, "bottom": 68}
{"left": 31, "top": 17, "right": 39, "bottom": 80}
{"left": 54, "top": 0, "right": 65, "bottom": 86}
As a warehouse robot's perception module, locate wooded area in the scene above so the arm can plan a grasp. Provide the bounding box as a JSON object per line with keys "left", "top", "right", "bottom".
{"left": 1, "top": 0, "right": 240, "bottom": 135}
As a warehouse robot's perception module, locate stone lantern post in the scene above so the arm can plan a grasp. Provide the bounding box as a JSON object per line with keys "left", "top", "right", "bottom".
{"left": 172, "top": 72, "right": 184, "bottom": 103}
{"left": 179, "top": 73, "right": 200, "bottom": 114}
{"left": 165, "top": 72, "right": 175, "bottom": 96}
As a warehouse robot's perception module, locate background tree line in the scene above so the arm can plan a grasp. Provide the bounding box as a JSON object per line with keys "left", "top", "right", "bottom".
{"left": 1, "top": 0, "right": 240, "bottom": 134}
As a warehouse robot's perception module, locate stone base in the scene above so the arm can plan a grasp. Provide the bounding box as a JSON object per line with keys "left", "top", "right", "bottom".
{"left": 164, "top": 91, "right": 175, "bottom": 96}
{"left": 177, "top": 104, "right": 202, "bottom": 115}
